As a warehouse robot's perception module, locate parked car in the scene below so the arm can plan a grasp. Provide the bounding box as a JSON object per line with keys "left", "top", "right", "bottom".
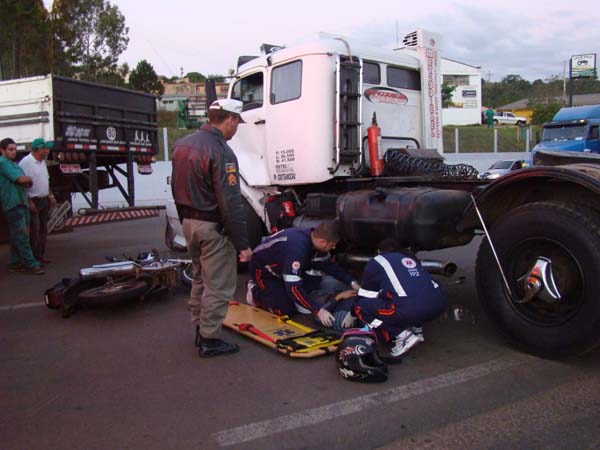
{"left": 493, "top": 111, "right": 527, "bottom": 126}
{"left": 478, "top": 159, "right": 527, "bottom": 180}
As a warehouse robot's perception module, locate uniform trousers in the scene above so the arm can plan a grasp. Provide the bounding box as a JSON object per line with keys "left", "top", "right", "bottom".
{"left": 183, "top": 218, "right": 237, "bottom": 339}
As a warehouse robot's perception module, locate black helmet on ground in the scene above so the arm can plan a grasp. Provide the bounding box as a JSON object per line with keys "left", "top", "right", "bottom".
{"left": 335, "top": 329, "right": 388, "bottom": 382}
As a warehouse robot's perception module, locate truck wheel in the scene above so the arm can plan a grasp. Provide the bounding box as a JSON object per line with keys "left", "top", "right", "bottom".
{"left": 493, "top": 119, "right": 499, "bottom": 125}
{"left": 78, "top": 279, "right": 149, "bottom": 302}
{"left": 516, "top": 120, "right": 525, "bottom": 126}
{"left": 475, "top": 202, "right": 600, "bottom": 357}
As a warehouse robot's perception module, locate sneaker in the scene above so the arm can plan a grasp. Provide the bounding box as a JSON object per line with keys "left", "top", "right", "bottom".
{"left": 410, "top": 326, "right": 425, "bottom": 343}
{"left": 246, "top": 280, "right": 257, "bottom": 306}
{"left": 390, "top": 330, "right": 421, "bottom": 357}
{"left": 199, "top": 338, "right": 239, "bottom": 358}
{"left": 28, "top": 266, "right": 45, "bottom": 275}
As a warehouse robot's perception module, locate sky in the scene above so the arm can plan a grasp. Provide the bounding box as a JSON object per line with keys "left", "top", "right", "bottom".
{"left": 43, "top": 0, "right": 600, "bottom": 82}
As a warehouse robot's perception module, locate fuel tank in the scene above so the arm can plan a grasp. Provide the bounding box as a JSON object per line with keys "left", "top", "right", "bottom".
{"left": 337, "top": 187, "right": 474, "bottom": 251}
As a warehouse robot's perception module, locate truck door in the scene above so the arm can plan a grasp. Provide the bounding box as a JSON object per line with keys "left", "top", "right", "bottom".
{"left": 229, "top": 70, "right": 270, "bottom": 186}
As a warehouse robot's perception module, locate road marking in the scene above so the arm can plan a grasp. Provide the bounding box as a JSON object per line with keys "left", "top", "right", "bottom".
{"left": 0, "top": 302, "right": 45, "bottom": 311}
{"left": 213, "top": 355, "right": 531, "bottom": 447}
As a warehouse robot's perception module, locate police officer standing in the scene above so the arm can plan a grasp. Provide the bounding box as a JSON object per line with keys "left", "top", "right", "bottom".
{"left": 171, "top": 99, "right": 252, "bottom": 358}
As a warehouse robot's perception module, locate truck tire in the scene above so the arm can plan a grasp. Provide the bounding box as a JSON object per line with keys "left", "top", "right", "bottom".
{"left": 493, "top": 119, "right": 499, "bottom": 125}
{"left": 475, "top": 202, "right": 600, "bottom": 357}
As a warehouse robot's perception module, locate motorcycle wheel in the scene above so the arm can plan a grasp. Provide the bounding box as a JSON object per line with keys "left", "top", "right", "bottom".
{"left": 78, "top": 279, "right": 149, "bottom": 302}
{"left": 180, "top": 263, "right": 193, "bottom": 287}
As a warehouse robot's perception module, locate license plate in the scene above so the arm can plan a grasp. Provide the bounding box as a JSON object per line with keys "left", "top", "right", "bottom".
{"left": 137, "top": 164, "right": 153, "bottom": 174}
{"left": 60, "top": 164, "right": 82, "bottom": 174}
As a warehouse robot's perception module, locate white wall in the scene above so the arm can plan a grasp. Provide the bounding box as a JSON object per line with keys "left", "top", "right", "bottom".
{"left": 441, "top": 59, "right": 482, "bottom": 126}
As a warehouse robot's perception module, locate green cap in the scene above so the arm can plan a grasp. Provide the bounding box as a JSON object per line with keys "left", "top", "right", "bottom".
{"left": 32, "top": 137, "right": 54, "bottom": 150}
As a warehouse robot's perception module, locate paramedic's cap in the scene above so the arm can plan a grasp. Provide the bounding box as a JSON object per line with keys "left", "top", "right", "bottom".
{"left": 209, "top": 99, "right": 245, "bottom": 123}
{"left": 32, "top": 138, "right": 54, "bottom": 150}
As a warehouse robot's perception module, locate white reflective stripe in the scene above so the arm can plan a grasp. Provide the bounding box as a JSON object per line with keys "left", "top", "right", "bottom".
{"left": 295, "top": 304, "right": 312, "bottom": 314}
{"left": 305, "top": 269, "right": 324, "bottom": 277}
{"left": 358, "top": 288, "right": 379, "bottom": 298}
{"left": 283, "top": 274, "right": 302, "bottom": 282}
{"left": 254, "top": 236, "right": 288, "bottom": 253}
{"left": 374, "top": 255, "right": 407, "bottom": 297}
{"left": 312, "top": 254, "right": 330, "bottom": 262}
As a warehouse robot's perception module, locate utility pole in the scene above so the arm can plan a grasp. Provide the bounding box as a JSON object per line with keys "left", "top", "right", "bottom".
{"left": 562, "top": 61, "right": 567, "bottom": 105}
{"left": 568, "top": 58, "right": 573, "bottom": 107}
{"left": 486, "top": 70, "right": 493, "bottom": 82}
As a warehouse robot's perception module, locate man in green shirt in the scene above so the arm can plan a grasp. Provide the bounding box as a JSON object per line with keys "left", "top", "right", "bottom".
{"left": 0, "top": 138, "right": 43, "bottom": 275}
{"left": 485, "top": 107, "right": 495, "bottom": 129}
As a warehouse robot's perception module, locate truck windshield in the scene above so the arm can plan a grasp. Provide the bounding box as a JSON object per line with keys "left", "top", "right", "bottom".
{"left": 542, "top": 125, "right": 587, "bottom": 142}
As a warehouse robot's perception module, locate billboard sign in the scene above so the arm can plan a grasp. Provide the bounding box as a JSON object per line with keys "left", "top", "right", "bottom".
{"left": 571, "top": 54, "right": 597, "bottom": 78}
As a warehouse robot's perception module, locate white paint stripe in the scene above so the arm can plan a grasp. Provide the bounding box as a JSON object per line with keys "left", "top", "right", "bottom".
{"left": 374, "top": 255, "right": 407, "bottom": 297}
{"left": 0, "top": 302, "right": 45, "bottom": 311}
{"left": 212, "top": 356, "right": 529, "bottom": 447}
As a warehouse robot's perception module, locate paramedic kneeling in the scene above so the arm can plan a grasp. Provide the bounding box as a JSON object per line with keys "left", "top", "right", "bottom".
{"left": 350, "top": 238, "right": 447, "bottom": 357}
{"left": 248, "top": 221, "right": 358, "bottom": 327}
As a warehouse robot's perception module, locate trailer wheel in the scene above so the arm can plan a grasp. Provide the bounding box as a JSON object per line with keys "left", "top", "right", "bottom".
{"left": 78, "top": 279, "right": 149, "bottom": 302}
{"left": 475, "top": 202, "right": 600, "bottom": 357}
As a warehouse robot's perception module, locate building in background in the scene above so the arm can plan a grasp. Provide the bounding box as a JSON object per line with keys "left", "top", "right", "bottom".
{"left": 497, "top": 93, "right": 600, "bottom": 122}
{"left": 158, "top": 79, "right": 230, "bottom": 119}
{"left": 441, "top": 58, "right": 482, "bottom": 126}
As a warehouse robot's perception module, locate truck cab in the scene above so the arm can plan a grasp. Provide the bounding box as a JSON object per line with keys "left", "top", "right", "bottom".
{"left": 532, "top": 105, "right": 600, "bottom": 159}
{"left": 228, "top": 30, "right": 442, "bottom": 189}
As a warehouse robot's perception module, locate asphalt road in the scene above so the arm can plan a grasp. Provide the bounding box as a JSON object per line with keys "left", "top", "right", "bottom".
{"left": 1, "top": 214, "right": 599, "bottom": 450}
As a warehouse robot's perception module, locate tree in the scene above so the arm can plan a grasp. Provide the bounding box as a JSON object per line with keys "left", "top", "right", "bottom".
{"left": 0, "top": 0, "right": 50, "bottom": 80}
{"left": 51, "top": 0, "right": 129, "bottom": 80}
{"left": 129, "top": 60, "right": 164, "bottom": 95}
{"left": 206, "top": 74, "right": 226, "bottom": 82}
{"left": 184, "top": 71, "right": 206, "bottom": 83}
{"left": 529, "top": 99, "right": 562, "bottom": 125}
{"left": 441, "top": 82, "right": 457, "bottom": 108}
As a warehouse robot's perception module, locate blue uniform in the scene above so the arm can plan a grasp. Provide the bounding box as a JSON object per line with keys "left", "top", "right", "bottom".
{"left": 249, "top": 228, "right": 353, "bottom": 316}
{"left": 352, "top": 252, "right": 446, "bottom": 342}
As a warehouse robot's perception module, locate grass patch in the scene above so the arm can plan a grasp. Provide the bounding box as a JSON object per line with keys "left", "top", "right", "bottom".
{"left": 443, "top": 125, "right": 542, "bottom": 153}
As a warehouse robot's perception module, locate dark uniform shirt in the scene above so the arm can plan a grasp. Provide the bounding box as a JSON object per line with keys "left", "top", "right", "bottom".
{"left": 359, "top": 252, "right": 441, "bottom": 301}
{"left": 251, "top": 228, "right": 353, "bottom": 313}
{"left": 171, "top": 124, "right": 249, "bottom": 251}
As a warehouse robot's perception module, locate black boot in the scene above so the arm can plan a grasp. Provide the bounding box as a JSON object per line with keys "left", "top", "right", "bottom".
{"left": 199, "top": 338, "right": 239, "bottom": 357}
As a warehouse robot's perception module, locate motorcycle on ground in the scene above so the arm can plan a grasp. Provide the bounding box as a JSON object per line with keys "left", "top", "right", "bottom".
{"left": 45, "top": 251, "right": 192, "bottom": 317}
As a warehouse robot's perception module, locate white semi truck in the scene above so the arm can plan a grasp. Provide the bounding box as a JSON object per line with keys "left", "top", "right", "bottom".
{"left": 168, "top": 30, "right": 600, "bottom": 357}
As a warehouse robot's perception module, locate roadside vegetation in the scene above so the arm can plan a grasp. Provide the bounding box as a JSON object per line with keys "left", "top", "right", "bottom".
{"left": 443, "top": 125, "right": 543, "bottom": 153}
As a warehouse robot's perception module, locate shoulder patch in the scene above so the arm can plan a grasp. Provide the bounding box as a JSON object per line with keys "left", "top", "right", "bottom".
{"left": 227, "top": 173, "right": 237, "bottom": 186}
{"left": 291, "top": 261, "right": 301, "bottom": 274}
{"left": 401, "top": 257, "right": 417, "bottom": 269}
{"left": 225, "top": 162, "right": 237, "bottom": 173}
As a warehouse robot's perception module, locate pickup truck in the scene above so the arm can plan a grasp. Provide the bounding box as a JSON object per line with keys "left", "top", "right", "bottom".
{"left": 494, "top": 111, "right": 527, "bottom": 126}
